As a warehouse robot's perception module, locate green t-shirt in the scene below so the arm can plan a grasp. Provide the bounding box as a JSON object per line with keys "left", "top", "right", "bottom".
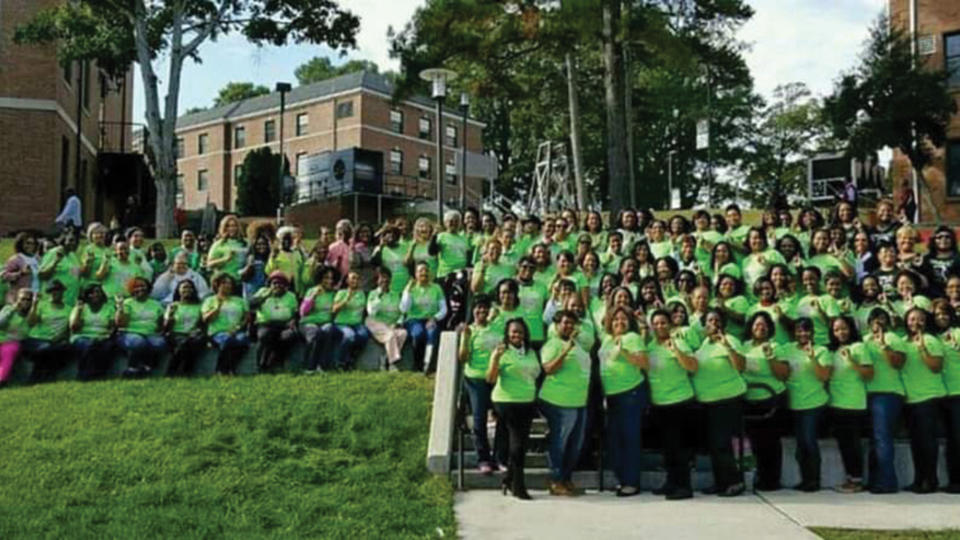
{"left": 81, "top": 244, "right": 111, "bottom": 284}
{"left": 102, "top": 259, "right": 146, "bottom": 299}
{"left": 170, "top": 247, "right": 202, "bottom": 271}
{"left": 202, "top": 296, "right": 248, "bottom": 336}
{"left": 169, "top": 302, "right": 203, "bottom": 335}
{"left": 257, "top": 291, "right": 299, "bottom": 325}
{"left": 489, "top": 306, "right": 523, "bottom": 337}
{"left": 649, "top": 240, "right": 673, "bottom": 260}
{"left": 742, "top": 250, "right": 786, "bottom": 296}
{"left": 208, "top": 239, "right": 248, "bottom": 279}
{"left": 533, "top": 267, "right": 557, "bottom": 292}
{"left": 436, "top": 232, "right": 469, "bottom": 278}
{"left": 792, "top": 294, "right": 834, "bottom": 346}
{"left": 828, "top": 343, "right": 873, "bottom": 410}
{"left": 891, "top": 296, "right": 932, "bottom": 320}
{"left": 694, "top": 230, "right": 725, "bottom": 271}
{"left": 40, "top": 248, "right": 82, "bottom": 306}
{"left": 806, "top": 254, "right": 844, "bottom": 284}
{"left": 464, "top": 323, "right": 502, "bottom": 380}
{"left": 726, "top": 225, "right": 751, "bottom": 250}
{"left": 941, "top": 328, "right": 960, "bottom": 397}
{"left": 710, "top": 295, "right": 749, "bottom": 340}
{"left": 380, "top": 245, "right": 411, "bottom": 293}
{"left": 367, "top": 289, "right": 403, "bottom": 326}
{"left": 854, "top": 303, "right": 895, "bottom": 336}
{"left": 741, "top": 340, "right": 787, "bottom": 401}
{"left": 599, "top": 332, "right": 646, "bottom": 396}
{"left": 476, "top": 260, "right": 515, "bottom": 295}
{"left": 491, "top": 347, "right": 541, "bottom": 403}
{"left": 301, "top": 288, "right": 335, "bottom": 326}
{"left": 71, "top": 303, "right": 116, "bottom": 342}
{"left": 518, "top": 281, "right": 547, "bottom": 342}
{"left": 121, "top": 297, "right": 163, "bottom": 336}
{"left": 777, "top": 342, "right": 830, "bottom": 411}
{"left": 899, "top": 334, "right": 947, "bottom": 404}
{"left": 589, "top": 231, "right": 608, "bottom": 252}
{"left": 600, "top": 252, "right": 623, "bottom": 275}
{"left": 27, "top": 300, "right": 71, "bottom": 342}
{"left": 266, "top": 251, "right": 305, "bottom": 293}
{"left": 746, "top": 303, "right": 791, "bottom": 345}
{"left": 0, "top": 306, "right": 29, "bottom": 342}
{"left": 411, "top": 241, "right": 438, "bottom": 279}
{"left": 693, "top": 335, "right": 747, "bottom": 403}
{"left": 863, "top": 332, "right": 907, "bottom": 396}
{"left": 333, "top": 289, "right": 366, "bottom": 326}
{"left": 547, "top": 315, "right": 596, "bottom": 353}
{"left": 406, "top": 283, "right": 444, "bottom": 320}
{"left": 539, "top": 337, "right": 591, "bottom": 408}
{"left": 645, "top": 338, "right": 695, "bottom": 406}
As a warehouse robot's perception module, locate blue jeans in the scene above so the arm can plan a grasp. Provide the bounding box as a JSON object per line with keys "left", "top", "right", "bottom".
{"left": 301, "top": 323, "right": 335, "bottom": 371}
{"left": 73, "top": 337, "right": 115, "bottom": 380}
{"left": 539, "top": 400, "right": 587, "bottom": 482}
{"left": 463, "top": 377, "right": 494, "bottom": 463}
{"left": 405, "top": 319, "right": 440, "bottom": 372}
{"left": 332, "top": 324, "right": 370, "bottom": 370}
{"left": 605, "top": 384, "right": 649, "bottom": 488}
{"left": 868, "top": 393, "right": 904, "bottom": 491}
{"left": 793, "top": 407, "right": 824, "bottom": 486}
{"left": 118, "top": 333, "right": 167, "bottom": 372}
{"left": 211, "top": 331, "right": 249, "bottom": 374}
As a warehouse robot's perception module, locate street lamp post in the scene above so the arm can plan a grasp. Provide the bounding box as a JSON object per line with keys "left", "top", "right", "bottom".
{"left": 419, "top": 68, "right": 458, "bottom": 221}
{"left": 667, "top": 149, "right": 677, "bottom": 209}
{"left": 459, "top": 92, "right": 469, "bottom": 210}
{"left": 275, "top": 82, "right": 292, "bottom": 223}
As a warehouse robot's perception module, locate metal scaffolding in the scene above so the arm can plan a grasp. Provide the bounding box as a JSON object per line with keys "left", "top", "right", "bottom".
{"left": 527, "top": 141, "right": 578, "bottom": 216}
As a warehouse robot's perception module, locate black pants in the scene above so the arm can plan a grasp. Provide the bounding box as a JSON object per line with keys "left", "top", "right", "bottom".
{"left": 703, "top": 397, "right": 744, "bottom": 489}
{"left": 655, "top": 399, "right": 696, "bottom": 490}
{"left": 256, "top": 325, "right": 299, "bottom": 372}
{"left": 830, "top": 408, "right": 865, "bottom": 480}
{"left": 944, "top": 396, "right": 960, "bottom": 486}
{"left": 494, "top": 401, "right": 535, "bottom": 494}
{"left": 168, "top": 334, "right": 207, "bottom": 376}
{"left": 744, "top": 394, "right": 788, "bottom": 489}
{"left": 907, "top": 399, "right": 942, "bottom": 488}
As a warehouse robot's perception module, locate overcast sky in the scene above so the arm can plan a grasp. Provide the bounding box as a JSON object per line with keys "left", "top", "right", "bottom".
{"left": 133, "top": 0, "right": 888, "bottom": 121}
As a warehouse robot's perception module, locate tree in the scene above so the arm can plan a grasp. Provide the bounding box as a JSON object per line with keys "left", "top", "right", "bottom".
{"left": 214, "top": 82, "right": 270, "bottom": 107}
{"left": 236, "top": 148, "right": 288, "bottom": 216}
{"left": 294, "top": 56, "right": 380, "bottom": 86}
{"left": 16, "top": 0, "right": 359, "bottom": 238}
{"left": 824, "top": 16, "right": 956, "bottom": 222}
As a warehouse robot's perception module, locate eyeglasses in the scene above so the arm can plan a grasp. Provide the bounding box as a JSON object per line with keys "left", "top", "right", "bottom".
{"left": 935, "top": 234, "right": 952, "bottom": 240}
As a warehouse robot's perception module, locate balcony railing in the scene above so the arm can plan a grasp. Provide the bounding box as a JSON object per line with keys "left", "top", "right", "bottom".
{"left": 99, "top": 121, "right": 146, "bottom": 154}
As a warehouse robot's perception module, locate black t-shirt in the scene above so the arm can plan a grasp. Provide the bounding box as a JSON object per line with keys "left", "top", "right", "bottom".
{"left": 921, "top": 253, "right": 960, "bottom": 295}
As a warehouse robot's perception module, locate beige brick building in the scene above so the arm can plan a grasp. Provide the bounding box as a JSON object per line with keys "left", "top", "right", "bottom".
{"left": 174, "top": 71, "right": 488, "bottom": 221}
{"left": 0, "top": 0, "right": 135, "bottom": 235}
{"left": 888, "top": 0, "right": 960, "bottom": 222}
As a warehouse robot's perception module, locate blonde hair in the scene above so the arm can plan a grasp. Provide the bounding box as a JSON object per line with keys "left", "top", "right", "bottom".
{"left": 895, "top": 225, "right": 917, "bottom": 242}
{"left": 217, "top": 215, "right": 242, "bottom": 240}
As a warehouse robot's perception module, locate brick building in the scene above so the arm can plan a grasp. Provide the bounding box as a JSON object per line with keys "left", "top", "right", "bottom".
{"left": 174, "top": 71, "right": 488, "bottom": 225}
{"left": 888, "top": 0, "right": 960, "bottom": 222}
{"left": 0, "top": 0, "right": 136, "bottom": 235}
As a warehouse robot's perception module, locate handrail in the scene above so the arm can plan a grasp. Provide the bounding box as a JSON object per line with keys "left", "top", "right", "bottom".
{"left": 426, "top": 331, "right": 460, "bottom": 474}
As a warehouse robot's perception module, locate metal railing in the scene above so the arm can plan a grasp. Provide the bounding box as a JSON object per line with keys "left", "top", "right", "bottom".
{"left": 99, "top": 121, "right": 146, "bottom": 154}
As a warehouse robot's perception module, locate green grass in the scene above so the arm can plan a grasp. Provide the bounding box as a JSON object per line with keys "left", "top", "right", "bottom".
{"left": 0, "top": 373, "right": 455, "bottom": 539}
{"left": 813, "top": 529, "right": 960, "bottom": 539}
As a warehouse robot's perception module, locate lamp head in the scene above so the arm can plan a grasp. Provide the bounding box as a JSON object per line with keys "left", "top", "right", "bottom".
{"left": 419, "top": 68, "right": 458, "bottom": 99}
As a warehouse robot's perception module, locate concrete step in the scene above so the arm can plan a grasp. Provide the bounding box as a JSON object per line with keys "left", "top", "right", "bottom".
{"left": 454, "top": 468, "right": 755, "bottom": 491}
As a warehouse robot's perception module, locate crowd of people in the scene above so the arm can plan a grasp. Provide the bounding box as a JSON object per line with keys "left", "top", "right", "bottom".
{"left": 2, "top": 199, "right": 960, "bottom": 503}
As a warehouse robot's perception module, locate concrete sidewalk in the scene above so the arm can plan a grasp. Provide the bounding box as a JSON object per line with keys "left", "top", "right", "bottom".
{"left": 455, "top": 490, "right": 960, "bottom": 539}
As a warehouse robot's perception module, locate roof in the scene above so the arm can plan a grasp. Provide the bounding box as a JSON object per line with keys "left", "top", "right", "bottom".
{"left": 175, "top": 71, "right": 478, "bottom": 130}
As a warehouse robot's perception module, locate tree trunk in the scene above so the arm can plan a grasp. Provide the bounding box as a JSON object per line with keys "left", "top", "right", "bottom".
{"left": 602, "top": 0, "right": 630, "bottom": 214}
{"left": 624, "top": 47, "right": 636, "bottom": 208}
{"left": 565, "top": 53, "right": 586, "bottom": 211}
{"left": 914, "top": 164, "right": 942, "bottom": 224}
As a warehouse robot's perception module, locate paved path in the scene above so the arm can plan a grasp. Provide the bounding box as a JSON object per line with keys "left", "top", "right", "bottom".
{"left": 455, "top": 490, "right": 960, "bottom": 539}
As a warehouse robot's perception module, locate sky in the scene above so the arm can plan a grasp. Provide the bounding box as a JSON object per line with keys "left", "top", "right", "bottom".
{"left": 133, "top": 0, "right": 889, "bottom": 122}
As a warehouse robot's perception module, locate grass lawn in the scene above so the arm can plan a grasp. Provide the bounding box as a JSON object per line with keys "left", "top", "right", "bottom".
{"left": 0, "top": 373, "right": 455, "bottom": 539}
{"left": 814, "top": 529, "right": 960, "bottom": 539}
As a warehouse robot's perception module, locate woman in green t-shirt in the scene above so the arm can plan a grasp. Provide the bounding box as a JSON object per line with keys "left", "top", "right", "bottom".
{"left": 79, "top": 223, "right": 110, "bottom": 286}
{"left": 711, "top": 274, "right": 749, "bottom": 340}
{"left": 38, "top": 230, "right": 82, "bottom": 306}
{"left": 707, "top": 241, "right": 741, "bottom": 285}
{"left": 251, "top": 272, "right": 300, "bottom": 372}
{"left": 741, "top": 311, "right": 791, "bottom": 492}
{"left": 205, "top": 215, "right": 248, "bottom": 280}
{"left": 902, "top": 307, "right": 947, "bottom": 494}
{"left": 458, "top": 295, "right": 502, "bottom": 474}
{"left": 299, "top": 267, "right": 338, "bottom": 372}
{"left": 0, "top": 288, "right": 33, "bottom": 385}
{"left": 487, "top": 318, "right": 541, "bottom": 500}
{"left": 490, "top": 279, "right": 523, "bottom": 336}
{"left": 402, "top": 262, "right": 447, "bottom": 373}
{"left": 646, "top": 309, "right": 698, "bottom": 500}
{"left": 163, "top": 279, "right": 205, "bottom": 376}
{"left": 404, "top": 218, "right": 439, "bottom": 280}
{"left": 70, "top": 284, "right": 116, "bottom": 380}
{"left": 599, "top": 305, "right": 650, "bottom": 497}
{"left": 365, "top": 267, "right": 408, "bottom": 371}
{"left": 202, "top": 273, "right": 250, "bottom": 375}
{"left": 794, "top": 266, "right": 833, "bottom": 346}
{"left": 930, "top": 299, "right": 960, "bottom": 492}
{"left": 827, "top": 316, "right": 874, "bottom": 493}
{"left": 116, "top": 276, "right": 166, "bottom": 377}
{"left": 693, "top": 308, "right": 747, "bottom": 497}
{"left": 471, "top": 239, "right": 514, "bottom": 296}
{"left": 330, "top": 271, "right": 369, "bottom": 371}
{"left": 538, "top": 310, "right": 591, "bottom": 497}
{"left": 742, "top": 227, "right": 786, "bottom": 300}
{"left": 95, "top": 240, "right": 147, "bottom": 299}
{"left": 23, "top": 280, "right": 72, "bottom": 382}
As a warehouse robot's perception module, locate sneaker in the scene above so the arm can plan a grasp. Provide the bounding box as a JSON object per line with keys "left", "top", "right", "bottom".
{"left": 718, "top": 483, "right": 745, "bottom": 498}
{"left": 549, "top": 481, "right": 573, "bottom": 496}
{"left": 834, "top": 479, "right": 864, "bottom": 494}
{"left": 665, "top": 487, "right": 693, "bottom": 500}
{"left": 563, "top": 481, "right": 584, "bottom": 496}
{"left": 478, "top": 462, "right": 494, "bottom": 475}
{"left": 495, "top": 463, "right": 508, "bottom": 473}
{"left": 615, "top": 486, "right": 640, "bottom": 497}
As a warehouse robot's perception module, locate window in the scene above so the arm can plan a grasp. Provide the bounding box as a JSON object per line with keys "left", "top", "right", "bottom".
{"left": 297, "top": 152, "right": 309, "bottom": 174}
{"left": 948, "top": 140, "right": 960, "bottom": 198}
{"left": 197, "top": 169, "right": 209, "bottom": 191}
{"left": 419, "top": 117, "right": 432, "bottom": 140}
{"left": 390, "top": 149, "right": 403, "bottom": 175}
{"left": 175, "top": 137, "right": 185, "bottom": 158}
{"left": 198, "top": 133, "right": 209, "bottom": 154}
{"left": 296, "top": 113, "right": 308, "bottom": 136}
{"left": 336, "top": 101, "right": 354, "bottom": 119}
{"left": 176, "top": 174, "right": 185, "bottom": 207}
{"left": 234, "top": 164, "right": 243, "bottom": 186}
{"left": 233, "top": 126, "right": 246, "bottom": 148}
{"left": 445, "top": 125, "right": 458, "bottom": 147}
{"left": 264, "top": 120, "right": 276, "bottom": 143}
{"left": 390, "top": 109, "right": 404, "bottom": 133}
{"left": 445, "top": 161, "right": 457, "bottom": 185}
{"left": 947, "top": 33, "right": 960, "bottom": 87}
{"left": 418, "top": 156, "right": 431, "bottom": 179}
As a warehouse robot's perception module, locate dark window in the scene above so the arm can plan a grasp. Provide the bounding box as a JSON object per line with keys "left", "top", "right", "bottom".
{"left": 947, "top": 33, "right": 960, "bottom": 87}
{"left": 445, "top": 125, "right": 457, "bottom": 147}
{"left": 198, "top": 170, "right": 209, "bottom": 191}
{"left": 234, "top": 126, "right": 246, "bottom": 148}
{"left": 336, "top": 101, "right": 354, "bottom": 119}
{"left": 948, "top": 140, "right": 960, "bottom": 197}
{"left": 418, "top": 156, "right": 431, "bottom": 179}
{"left": 234, "top": 164, "right": 242, "bottom": 186}
{"left": 264, "top": 120, "right": 276, "bottom": 143}
{"left": 296, "top": 114, "right": 308, "bottom": 136}
{"left": 390, "top": 109, "right": 404, "bottom": 133}
{"left": 176, "top": 175, "right": 185, "bottom": 207}
{"left": 175, "top": 137, "right": 185, "bottom": 158}
{"left": 390, "top": 149, "right": 403, "bottom": 175}
{"left": 419, "top": 117, "right": 432, "bottom": 140}
{"left": 60, "top": 137, "right": 70, "bottom": 192}
{"left": 198, "top": 133, "right": 209, "bottom": 154}
{"left": 445, "top": 162, "right": 457, "bottom": 185}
